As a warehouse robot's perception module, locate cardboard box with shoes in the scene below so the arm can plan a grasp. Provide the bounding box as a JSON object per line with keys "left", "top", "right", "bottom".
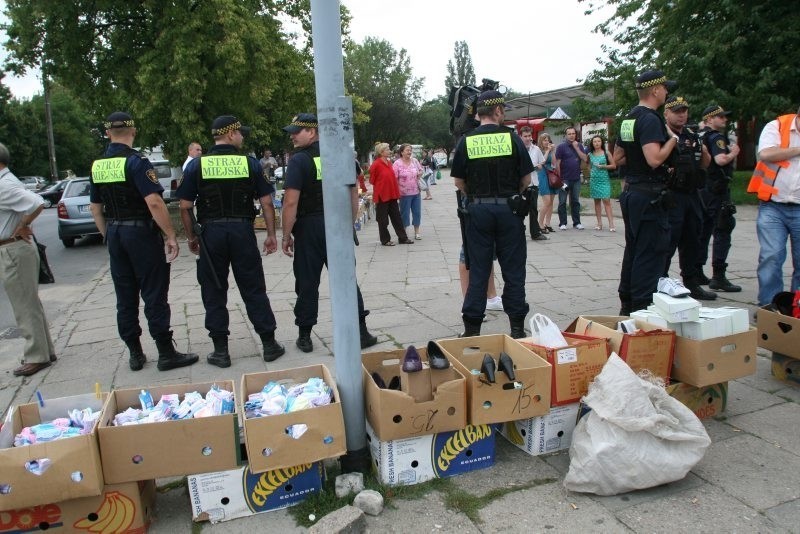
{"left": 672, "top": 328, "right": 757, "bottom": 387}
{"left": 757, "top": 306, "right": 800, "bottom": 358}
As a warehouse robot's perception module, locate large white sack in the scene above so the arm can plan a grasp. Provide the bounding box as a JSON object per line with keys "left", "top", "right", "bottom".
{"left": 563, "top": 353, "right": 711, "bottom": 496}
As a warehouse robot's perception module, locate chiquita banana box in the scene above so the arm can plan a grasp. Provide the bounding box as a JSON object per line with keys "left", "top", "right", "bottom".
{"left": 366, "top": 422, "right": 496, "bottom": 486}
{"left": 188, "top": 463, "right": 324, "bottom": 523}
{"left": 0, "top": 481, "right": 154, "bottom": 533}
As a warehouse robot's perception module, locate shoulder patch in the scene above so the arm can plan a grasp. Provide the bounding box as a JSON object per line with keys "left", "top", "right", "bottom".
{"left": 146, "top": 168, "right": 158, "bottom": 183}
{"left": 716, "top": 139, "right": 726, "bottom": 149}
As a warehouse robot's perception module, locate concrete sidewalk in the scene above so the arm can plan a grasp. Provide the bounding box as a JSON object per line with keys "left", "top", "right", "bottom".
{"left": 1, "top": 171, "right": 798, "bottom": 532}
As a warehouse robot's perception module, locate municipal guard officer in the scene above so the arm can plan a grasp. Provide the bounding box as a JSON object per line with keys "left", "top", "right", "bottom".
{"left": 614, "top": 70, "right": 679, "bottom": 314}
{"left": 280, "top": 113, "right": 378, "bottom": 353}
{"left": 89, "top": 111, "right": 199, "bottom": 372}
{"left": 662, "top": 96, "right": 716, "bottom": 300}
{"left": 450, "top": 90, "right": 533, "bottom": 338}
{"left": 698, "top": 105, "right": 742, "bottom": 292}
{"left": 177, "top": 115, "right": 285, "bottom": 367}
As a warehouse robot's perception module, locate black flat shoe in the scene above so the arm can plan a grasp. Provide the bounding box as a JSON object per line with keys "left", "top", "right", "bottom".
{"left": 481, "top": 354, "right": 496, "bottom": 384}
{"left": 498, "top": 352, "right": 515, "bottom": 381}
{"left": 427, "top": 340, "right": 450, "bottom": 370}
{"left": 372, "top": 372, "right": 387, "bottom": 389}
{"left": 388, "top": 376, "right": 401, "bottom": 390}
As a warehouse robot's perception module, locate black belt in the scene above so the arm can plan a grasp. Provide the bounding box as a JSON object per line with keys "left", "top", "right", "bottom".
{"left": 0, "top": 236, "right": 23, "bottom": 247}
{"left": 470, "top": 196, "right": 511, "bottom": 204}
{"left": 205, "top": 217, "right": 252, "bottom": 223}
{"left": 107, "top": 219, "right": 153, "bottom": 227}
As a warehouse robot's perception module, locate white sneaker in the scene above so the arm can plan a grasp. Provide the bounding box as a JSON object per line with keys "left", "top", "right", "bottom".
{"left": 575, "top": 224, "right": 585, "bottom": 230}
{"left": 559, "top": 224, "right": 568, "bottom": 230}
{"left": 486, "top": 296, "right": 504, "bottom": 311}
{"left": 657, "top": 277, "right": 691, "bottom": 297}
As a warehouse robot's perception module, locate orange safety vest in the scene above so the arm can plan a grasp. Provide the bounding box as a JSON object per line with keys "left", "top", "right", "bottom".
{"left": 747, "top": 114, "right": 795, "bottom": 201}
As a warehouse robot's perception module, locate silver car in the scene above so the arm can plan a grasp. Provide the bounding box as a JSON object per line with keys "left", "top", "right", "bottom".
{"left": 57, "top": 178, "right": 100, "bottom": 247}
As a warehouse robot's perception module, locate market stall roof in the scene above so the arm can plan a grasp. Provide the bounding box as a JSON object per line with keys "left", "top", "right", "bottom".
{"left": 504, "top": 84, "right": 614, "bottom": 120}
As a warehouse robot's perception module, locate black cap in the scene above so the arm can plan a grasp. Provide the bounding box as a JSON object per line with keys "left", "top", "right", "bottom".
{"left": 283, "top": 113, "right": 318, "bottom": 134}
{"left": 664, "top": 96, "right": 689, "bottom": 111}
{"left": 701, "top": 105, "right": 732, "bottom": 121}
{"left": 476, "top": 90, "right": 511, "bottom": 109}
{"left": 635, "top": 70, "right": 677, "bottom": 93}
{"left": 104, "top": 111, "right": 135, "bottom": 129}
{"left": 211, "top": 115, "right": 251, "bottom": 137}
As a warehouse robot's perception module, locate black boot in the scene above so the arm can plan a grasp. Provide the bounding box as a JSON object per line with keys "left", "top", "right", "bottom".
{"left": 709, "top": 264, "right": 742, "bottom": 292}
{"left": 685, "top": 279, "right": 717, "bottom": 300}
{"left": 261, "top": 332, "right": 286, "bottom": 362}
{"left": 296, "top": 326, "right": 313, "bottom": 353}
{"left": 509, "top": 316, "right": 526, "bottom": 339}
{"left": 126, "top": 338, "right": 146, "bottom": 372}
{"left": 207, "top": 337, "right": 231, "bottom": 368}
{"left": 154, "top": 331, "right": 199, "bottom": 371}
{"left": 360, "top": 320, "right": 378, "bottom": 349}
{"left": 460, "top": 317, "right": 482, "bottom": 338}
{"left": 697, "top": 269, "right": 711, "bottom": 285}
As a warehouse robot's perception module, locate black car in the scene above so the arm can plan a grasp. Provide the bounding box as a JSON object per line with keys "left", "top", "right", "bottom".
{"left": 37, "top": 180, "right": 68, "bottom": 208}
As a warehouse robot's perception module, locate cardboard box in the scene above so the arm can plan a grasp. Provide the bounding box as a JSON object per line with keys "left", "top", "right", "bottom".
{"left": 188, "top": 463, "right": 324, "bottom": 524}
{"left": 771, "top": 353, "right": 800, "bottom": 385}
{"left": 362, "top": 348, "right": 467, "bottom": 441}
{"left": 366, "top": 422, "right": 495, "bottom": 486}
{"left": 652, "top": 293, "right": 701, "bottom": 322}
{"left": 499, "top": 403, "right": 580, "bottom": 456}
{"left": 570, "top": 316, "right": 675, "bottom": 382}
{"left": 242, "top": 365, "right": 345, "bottom": 474}
{"left": 437, "top": 335, "right": 552, "bottom": 425}
{"left": 0, "top": 393, "right": 106, "bottom": 511}
{"left": 757, "top": 306, "right": 800, "bottom": 357}
{"left": 672, "top": 328, "right": 758, "bottom": 387}
{"left": 665, "top": 382, "right": 728, "bottom": 419}
{"left": 98, "top": 382, "right": 240, "bottom": 484}
{"left": 519, "top": 333, "right": 609, "bottom": 406}
{"left": 631, "top": 309, "right": 683, "bottom": 335}
{"left": 0, "top": 480, "right": 154, "bottom": 533}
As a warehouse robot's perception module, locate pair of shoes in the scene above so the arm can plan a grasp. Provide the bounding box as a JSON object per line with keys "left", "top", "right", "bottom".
{"left": 594, "top": 225, "right": 602, "bottom": 231}
{"left": 415, "top": 234, "right": 422, "bottom": 240}
{"left": 486, "top": 296, "right": 504, "bottom": 311}
{"left": 532, "top": 234, "right": 548, "bottom": 241}
{"left": 424, "top": 196, "right": 432, "bottom": 200}
{"left": 402, "top": 346, "right": 423, "bottom": 372}
{"left": 427, "top": 341, "right": 450, "bottom": 369}
{"left": 371, "top": 372, "right": 400, "bottom": 390}
{"left": 480, "top": 352, "right": 515, "bottom": 383}
{"left": 609, "top": 227, "right": 616, "bottom": 232}
{"left": 381, "top": 241, "right": 396, "bottom": 246}
{"left": 657, "top": 277, "right": 691, "bottom": 297}
{"left": 399, "top": 238, "right": 415, "bottom": 244}
{"left": 545, "top": 225, "right": 555, "bottom": 233}
{"left": 688, "top": 284, "right": 718, "bottom": 300}
{"left": 559, "top": 224, "right": 568, "bottom": 230}
{"left": 574, "top": 224, "right": 585, "bottom": 230}
{"left": 13, "top": 361, "right": 51, "bottom": 377}
{"left": 539, "top": 226, "right": 549, "bottom": 234}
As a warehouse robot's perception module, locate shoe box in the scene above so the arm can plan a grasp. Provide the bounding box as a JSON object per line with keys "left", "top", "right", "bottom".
{"left": 631, "top": 308, "right": 684, "bottom": 335}
{"left": 241, "top": 365, "right": 345, "bottom": 474}
{"left": 187, "top": 462, "right": 324, "bottom": 524}
{"left": 664, "top": 381, "right": 728, "bottom": 420}
{"left": 671, "top": 328, "right": 757, "bottom": 387}
{"left": 98, "top": 381, "right": 241, "bottom": 484}
{"left": 771, "top": 352, "right": 800, "bottom": 385}
{"left": 436, "top": 335, "right": 551, "bottom": 426}
{"left": 757, "top": 305, "right": 800, "bottom": 358}
{"left": 519, "top": 332, "right": 609, "bottom": 406}
{"left": 362, "top": 348, "right": 467, "bottom": 441}
{"left": 0, "top": 393, "right": 107, "bottom": 511}
{"left": 569, "top": 316, "right": 675, "bottom": 383}
{"left": 680, "top": 307, "right": 750, "bottom": 341}
{"left": 0, "top": 480, "right": 154, "bottom": 533}
{"left": 499, "top": 403, "right": 580, "bottom": 457}
{"left": 651, "top": 293, "right": 701, "bottom": 322}
{"left": 366, "top": 421, "right": 495, "bottom": 486}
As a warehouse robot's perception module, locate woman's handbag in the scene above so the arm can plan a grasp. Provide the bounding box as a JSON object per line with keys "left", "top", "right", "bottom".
{"left": 34, "top": 235, "right": 55, "bottom": 284}
{"left": 547, "top": 167, "right": 563, "bottom": 189}
{"left": 417, "top": 175, "right": 429, "bottom": 192}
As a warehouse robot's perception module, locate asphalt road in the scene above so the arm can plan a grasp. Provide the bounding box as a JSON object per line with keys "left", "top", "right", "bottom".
{"left": 0, "top": 207, "right": 107, "bottom": 332}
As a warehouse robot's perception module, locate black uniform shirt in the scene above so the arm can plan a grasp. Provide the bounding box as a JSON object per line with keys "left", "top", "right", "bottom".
{"left": 177, "top": 144, "right": 273, "bottom": 201}
{"left": 89, "top": 143, "right": 163, "bottom": 203}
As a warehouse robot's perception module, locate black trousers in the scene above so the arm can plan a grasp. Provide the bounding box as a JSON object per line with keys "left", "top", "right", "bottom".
{"left": 664, "top": 189, "right": 704, "bottom": 282}
{"left": 527, "top": 185, "right": 542, "bottom": 238}
{"left": 375, "top": 200, "right": 409, "bottom": 244}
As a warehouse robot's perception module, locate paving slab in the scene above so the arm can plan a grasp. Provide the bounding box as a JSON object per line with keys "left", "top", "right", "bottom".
{"left": 764, "top": 498, "right": 800, "bottom": 533}
{"left": 724, "top": 380, "right": 785, "bottom": 416}
{"left": 727, "top": 402, "right": 800, "bottom": 455}
{"left": 363, "top": 490, "right": 480, "bottom": 533}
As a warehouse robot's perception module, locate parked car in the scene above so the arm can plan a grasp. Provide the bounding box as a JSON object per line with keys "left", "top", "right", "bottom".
{"left": 19, "top": 176, "right": 47, "bottom": 191}
{"left": 151, "top": 160, "right": 181, "bottom": 203}
{"left": 432, "top": 150, "right": 448, "bottom": 168}
{"left": 57, "top": 178, "right": 100, "bottom": 247}
{"left": 37, "top": 180, "right": 68, "bottom": 208}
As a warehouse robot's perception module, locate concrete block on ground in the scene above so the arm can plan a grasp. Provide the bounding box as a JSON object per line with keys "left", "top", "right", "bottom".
{"left": 308, "top": 505, "right": 365, "bottom": 534}
{"left": 353, "top": 489, "right": 383, "bottom": 516}
{"left": 335, "top": 472, "right": 364, "bottom": 498}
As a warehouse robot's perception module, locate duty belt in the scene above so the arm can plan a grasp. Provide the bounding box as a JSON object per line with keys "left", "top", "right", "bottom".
{"left": 470, "top": 196, "right": 511, "bottom": 204}
{"left": 107, "top": 219, "right": 153, "bottom": 227}
{"left": 626, "top": 182, "right": 666, "bottom": 194}
{"left": 205, "top": 217, "right": 252, "bottom": 223}
{"left": 0, "top": 236, "right": 23, "bottom": 247}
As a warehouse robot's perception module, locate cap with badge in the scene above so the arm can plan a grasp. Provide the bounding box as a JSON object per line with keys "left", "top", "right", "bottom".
{"left": 701, "top": 105, "right": 732, "bottom": 121}
{"left": 476, "top": 90, "right": 511, "bottom": 110}
{"left": 664, "top": 96, "right": 689, "bottom": 111}
{"left": 282, "top": 113, "right": 319, "bottom": 134}
{"left": 104, "top": 111, "right": 135, "bottom": 130}
{"left": 634, "top": 69, "right": 677, "bottom": 93}
{"left": 211, "top": 115, "right": 251, "bottom": 137}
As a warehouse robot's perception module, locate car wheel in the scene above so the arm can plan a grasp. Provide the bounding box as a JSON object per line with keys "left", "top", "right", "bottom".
{"left": 42, "top": 198, "right": 52, "bottom": 208}
{"left": 61, "top": 237, "right": 75, "bottom": 248}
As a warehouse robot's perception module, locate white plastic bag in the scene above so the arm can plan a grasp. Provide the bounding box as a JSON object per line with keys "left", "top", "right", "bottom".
{"left": 564, "top": 353, "right": 711, "bottom": 496}
{"left": 529, "top": 313, "right": 567, "bottom": 348}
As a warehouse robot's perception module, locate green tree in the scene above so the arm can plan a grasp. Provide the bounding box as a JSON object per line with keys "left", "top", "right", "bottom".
{"left": 344, "top": 37, "right": 423, "bottom": 158}
{"left": 412, "top": 97, "right": 453, "bottom": 152}
{"left": 444, "top": 41, "right": 476, "bottom": 94}
{"left": 0, "top": 77, "right": 11, "bottom": 141}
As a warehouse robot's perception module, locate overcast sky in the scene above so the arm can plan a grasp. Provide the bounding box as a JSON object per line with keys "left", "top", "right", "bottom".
{"left": 2, "top": 0, "right": 613, "bottom": 100}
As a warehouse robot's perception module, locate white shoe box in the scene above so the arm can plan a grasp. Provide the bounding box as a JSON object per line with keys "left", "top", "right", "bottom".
{"left": 651, "top": 293, "right": 701, "bottom": 322}
{"left": 681, "top": 307, "right": 751, "bottom": 341}
{"left": 630, "top": 309, "right": 683, "bottom": 335}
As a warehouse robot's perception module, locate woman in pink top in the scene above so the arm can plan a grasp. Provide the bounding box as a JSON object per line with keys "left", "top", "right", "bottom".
{"left": 392, "top": 144, "right": 425, "bottom": 240}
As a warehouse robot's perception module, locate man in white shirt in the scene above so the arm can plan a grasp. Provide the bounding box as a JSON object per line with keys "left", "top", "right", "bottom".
{"left": 520, "top": 126, "right": 547, "bottom": 241}
{"left": 750, "top": 107, "right": 800, "bottom": 306}
{"left": 0, "top": 142, "right": 56, "bottom": 376}
{"left": 182, "top": 142, "right": 202, "bottom": 171}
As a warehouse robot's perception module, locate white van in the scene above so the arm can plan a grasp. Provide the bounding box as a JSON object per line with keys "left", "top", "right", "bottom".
{"left": 141, "top": 146, "right": 182, "bottom": 203}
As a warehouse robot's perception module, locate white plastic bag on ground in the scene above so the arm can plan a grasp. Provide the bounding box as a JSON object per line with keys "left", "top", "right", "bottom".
{"left": 564, "top": 353, "right": 711, "bottom": 496}
{"left": 529, "top": 313, "right": 567, "bottom": 348}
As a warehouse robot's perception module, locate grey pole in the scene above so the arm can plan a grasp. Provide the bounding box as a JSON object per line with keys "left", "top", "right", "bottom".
{"left": 310, "top": 0, "right": 369, "bottom": 472}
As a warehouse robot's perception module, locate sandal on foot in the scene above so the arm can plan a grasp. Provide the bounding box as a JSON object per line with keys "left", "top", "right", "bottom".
{"left": 381, "top": 241, "right": 396, "bottom": 246}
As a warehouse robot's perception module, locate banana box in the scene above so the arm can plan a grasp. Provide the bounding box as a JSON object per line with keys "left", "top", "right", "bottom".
{"left": 0, "top": 480, "right": 154, "bottom": 533}
{"left": 771, "top": 353, "right": 800, "bottom": 385}
{"left": 366, "top": 421, "right": 495, "bottom": 486}
{"left": 665, "top": 381, "right": 728, "bottom": 420}
{"left": 0, "top": 393, "right": 106, "bottom": 512}
{"left": 499, "top": 403, "right": 580, "bottom": 456}
{"left": 187, "top": 463, "right": 324, "bottom": 523}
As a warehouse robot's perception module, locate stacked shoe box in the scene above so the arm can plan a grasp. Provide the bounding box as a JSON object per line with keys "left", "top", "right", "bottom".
{"left": 756, "top": 305, "right": 800, "bottom": 386}
{"left": 363, "top": 345, "right": 497, "bottom": 486}
{"left": 649, "top": 292, "right": 701, "bottom": 323}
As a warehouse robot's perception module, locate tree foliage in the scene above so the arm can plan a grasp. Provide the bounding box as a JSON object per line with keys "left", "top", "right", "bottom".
{"left": 579, "top": 0, "right": 800, "bottom": 124}
{"left": 444, "top": 41, "right": 476, "bottom": 95}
